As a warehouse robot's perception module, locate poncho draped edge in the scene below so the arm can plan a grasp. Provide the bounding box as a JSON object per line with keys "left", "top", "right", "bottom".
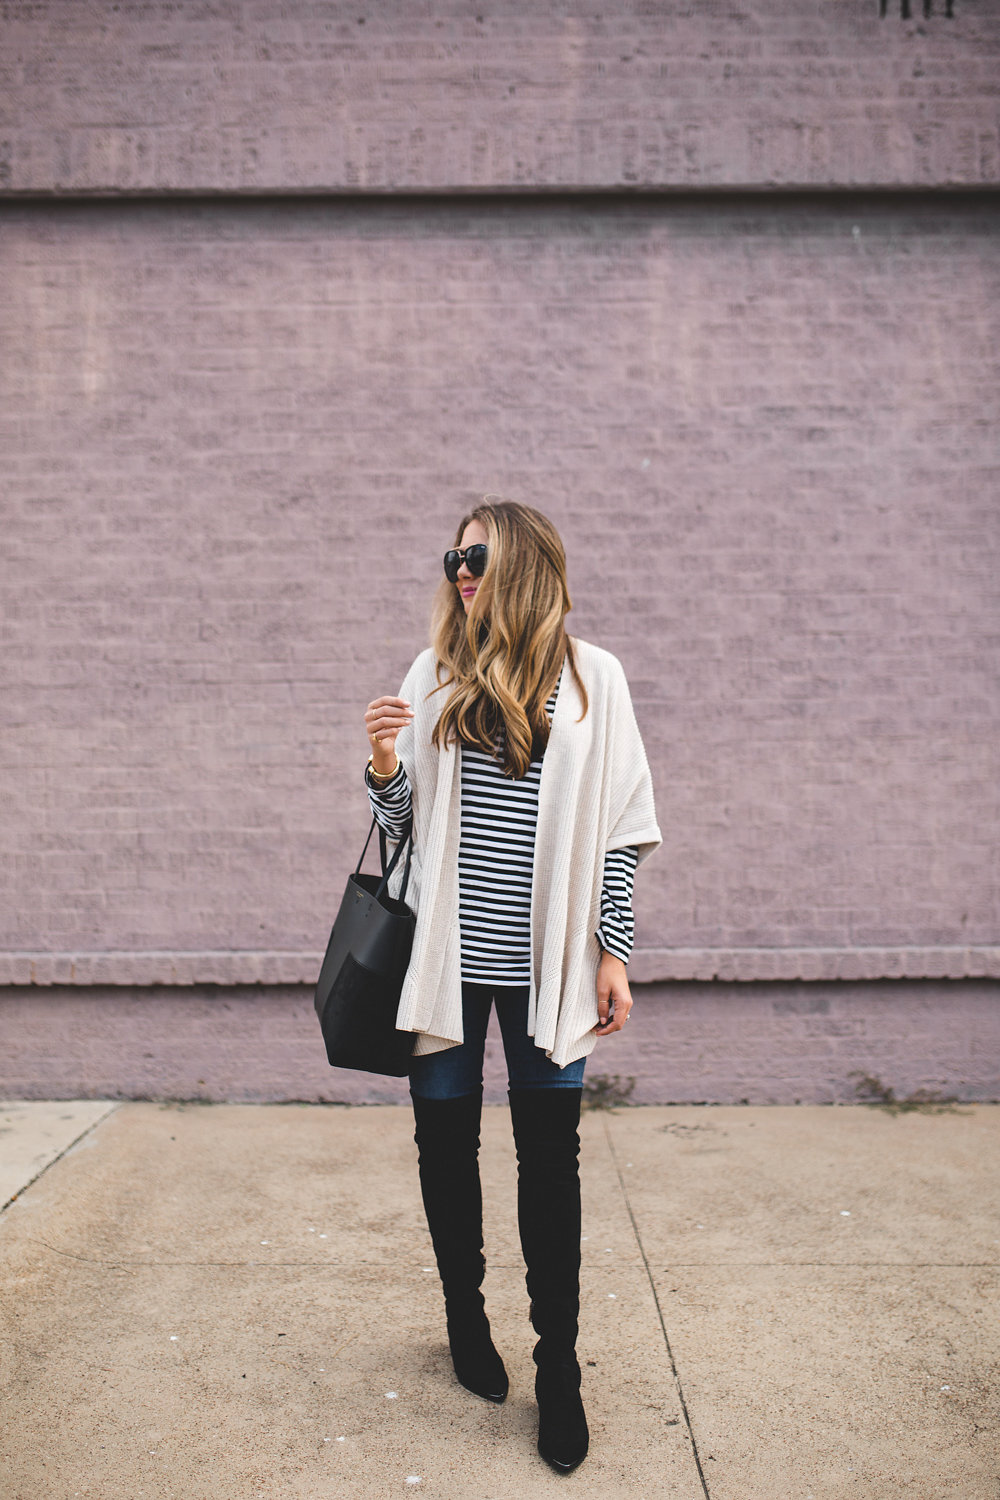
{"left": 386, "top": 635, "right": 662, "bottom": 1068}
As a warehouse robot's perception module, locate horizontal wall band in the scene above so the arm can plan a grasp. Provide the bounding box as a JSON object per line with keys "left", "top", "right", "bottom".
{"left": 627, "top": 947, "right": 1000, "bottom": 984}
{"left": 1, "top": 948, "right": 997, "bottom": 988}
{"left": 7, "top": 185, "right": 1000, "bottom": 201}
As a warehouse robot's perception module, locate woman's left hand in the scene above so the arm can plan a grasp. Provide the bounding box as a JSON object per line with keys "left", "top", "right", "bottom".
{"left": 594, "top": 951, "right": 633, "bottom": 1036}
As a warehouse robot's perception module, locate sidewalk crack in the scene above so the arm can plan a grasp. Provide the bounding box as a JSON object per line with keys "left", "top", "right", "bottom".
{"left": 603, "top": 1116, "right": 711, "bottom": 1500}
{"left": 1, "top": 1103, "right": 120, "bottom": 1215}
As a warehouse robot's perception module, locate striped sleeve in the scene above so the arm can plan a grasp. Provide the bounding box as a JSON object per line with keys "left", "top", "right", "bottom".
{"left": 596, "top": 845, "right": 639, "bottom": 963}
{"left": 365, "top": 761, "right": 412, "bottom": 839}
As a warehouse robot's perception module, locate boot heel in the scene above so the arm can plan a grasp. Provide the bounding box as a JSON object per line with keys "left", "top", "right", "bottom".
{"left": 535, "top": 1354, "right": 589, "bottom": 1472}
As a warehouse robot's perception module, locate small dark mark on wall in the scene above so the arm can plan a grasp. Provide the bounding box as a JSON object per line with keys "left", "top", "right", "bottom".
{"left": 879, "top": 0, "right": 955, "bottom": 17}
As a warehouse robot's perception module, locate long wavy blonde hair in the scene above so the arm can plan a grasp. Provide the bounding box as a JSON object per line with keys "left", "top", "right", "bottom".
{"left": 429, "top": 498, "right": 589, "bottom": 778}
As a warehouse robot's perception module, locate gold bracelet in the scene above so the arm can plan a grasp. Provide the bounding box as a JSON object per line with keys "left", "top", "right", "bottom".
{"left": 367, "top": 753, "right": 401, "bottom": 785}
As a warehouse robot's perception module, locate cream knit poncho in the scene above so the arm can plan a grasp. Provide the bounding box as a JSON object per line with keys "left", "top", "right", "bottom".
{"left": 386, "top": 635, "right": 662, "bottom": 1068}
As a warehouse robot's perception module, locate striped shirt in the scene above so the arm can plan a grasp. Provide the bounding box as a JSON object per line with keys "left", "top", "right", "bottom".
{"left": 366, "top": 675, "right": 638, "bottom": 985}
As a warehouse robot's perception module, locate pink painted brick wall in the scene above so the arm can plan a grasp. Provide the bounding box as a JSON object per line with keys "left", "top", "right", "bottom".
{"left": 2, "top": 4, "right": 998, "bottom": 1101}
{"left": 3, "top": 197, "right": 998, "bottom": 971}
{"left": 1, "top": 1, "right": 997, "bottom": 193}
{"left": 2, "top": 982, "right": 997, "bottom": 1105}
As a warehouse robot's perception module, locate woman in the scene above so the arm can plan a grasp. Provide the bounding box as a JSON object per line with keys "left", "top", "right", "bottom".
{"left": 363, "top": 499, "right": 660, "bottom": 1474}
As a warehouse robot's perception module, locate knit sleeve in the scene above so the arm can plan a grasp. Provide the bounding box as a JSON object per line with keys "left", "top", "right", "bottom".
{"left": 596, "top": 844, "right": 639, "bottom": 963}
{"left": 365, "top": 760, "right": 413, "bottom": 839}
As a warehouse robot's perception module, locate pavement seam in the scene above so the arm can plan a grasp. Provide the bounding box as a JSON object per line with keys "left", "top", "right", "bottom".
{"left": 0, "top": 1101, "right": 120, "bottom": 1215}
{"left": 602, "top": 1115, "right": 712, "bottom": 1500}
{"left": 22, "top": 1240, "right": 1000, "bottom": 1273}
{"left": 589, "top": 1259, "right": 1000, "bottom": 1269}
{"left": 20, "top": 1241, "right": 457, "bottom": 1269}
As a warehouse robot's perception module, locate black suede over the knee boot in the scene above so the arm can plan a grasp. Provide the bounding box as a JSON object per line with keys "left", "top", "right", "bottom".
{"left": 411, "top": 1088, "right": 509, "bottom": 1403}
{"left": 508, "top": 1086, "right": 589, "bottom": 1474}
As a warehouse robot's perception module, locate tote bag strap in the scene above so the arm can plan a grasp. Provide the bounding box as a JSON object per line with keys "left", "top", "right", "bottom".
{"left": 354, "top": 815, "right": 414, "bottom": 904}
{"left": 378, "top": 819, "right": 414, "bottom": 904}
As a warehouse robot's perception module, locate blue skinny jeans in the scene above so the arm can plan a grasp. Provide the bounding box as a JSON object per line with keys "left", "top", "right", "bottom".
{"left": 409, "top": 982, "right": 587, "bottom": 1100}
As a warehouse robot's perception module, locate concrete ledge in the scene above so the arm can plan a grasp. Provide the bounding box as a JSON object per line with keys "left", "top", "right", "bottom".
{"left": 3, "top": 946, "right": 999, "bottom": 987}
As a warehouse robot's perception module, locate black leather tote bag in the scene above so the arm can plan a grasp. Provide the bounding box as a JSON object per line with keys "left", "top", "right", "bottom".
{"left": 314, "top": 816, "right": 417, "bottom": 1076}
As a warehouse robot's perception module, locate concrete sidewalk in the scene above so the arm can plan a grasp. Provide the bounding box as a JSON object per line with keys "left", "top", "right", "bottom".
{"left": 0, "top": 1102, "right": 997, "bottom": 1500}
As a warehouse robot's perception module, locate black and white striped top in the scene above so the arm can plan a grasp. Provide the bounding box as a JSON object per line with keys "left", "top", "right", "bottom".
{"left": 366, "top": 675, "right": 638, "bottom": 986}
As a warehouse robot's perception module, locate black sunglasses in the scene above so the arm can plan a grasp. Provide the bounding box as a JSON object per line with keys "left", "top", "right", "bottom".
{"left": 443, "top": 544, "right": 488, "bottom": 583}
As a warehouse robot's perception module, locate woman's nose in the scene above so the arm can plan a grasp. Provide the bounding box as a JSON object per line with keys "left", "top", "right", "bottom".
{"left": 456, "top": 557, "right": 473, "bottom": 580}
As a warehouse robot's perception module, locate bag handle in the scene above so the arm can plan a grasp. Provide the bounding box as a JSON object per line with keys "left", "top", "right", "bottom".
{"left": 378, "top": 820, "right": 413, "bottom": 904}
{"left": 355, "top": 815, "right": 414, "bottom": 905}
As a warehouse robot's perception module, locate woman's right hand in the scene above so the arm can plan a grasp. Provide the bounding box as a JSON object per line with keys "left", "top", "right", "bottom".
{"left": 364, "top": 696, "right": 414, "bottom": 775}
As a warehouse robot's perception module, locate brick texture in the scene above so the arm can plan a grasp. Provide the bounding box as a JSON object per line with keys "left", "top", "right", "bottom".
{"left": 1, "top": 981, "right": 997, "bottom": 1105}
{"left": 3, "top": 195, "right": 998, "bottom": 973}
{"left": 1, "top": 1, "right": 997, "bottom": 193}
{"left": 3, "top": 2, "right": 998, "bottom": 1101}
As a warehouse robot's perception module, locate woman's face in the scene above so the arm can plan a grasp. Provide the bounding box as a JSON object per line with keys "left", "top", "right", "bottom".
{"left": 455, "top": 518, "right": 489, "bottom": 614}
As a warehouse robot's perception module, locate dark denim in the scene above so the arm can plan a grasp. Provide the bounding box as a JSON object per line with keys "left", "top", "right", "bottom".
{"left": 409, "top": 982, "right": 587, "bottom": 1100}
